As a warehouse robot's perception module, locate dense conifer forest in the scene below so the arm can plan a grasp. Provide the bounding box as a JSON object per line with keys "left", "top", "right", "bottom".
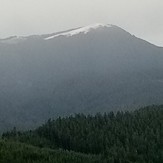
{"left": 1, "top": 105, "right": 163, "bottom": 163}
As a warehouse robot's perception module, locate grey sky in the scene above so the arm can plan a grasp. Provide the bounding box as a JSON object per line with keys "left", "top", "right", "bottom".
{"left": 0, "top": 0, "right": 163, "bottom": 46}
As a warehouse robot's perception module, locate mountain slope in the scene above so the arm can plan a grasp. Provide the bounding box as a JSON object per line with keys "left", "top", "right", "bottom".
{"left": 0, "top": 23, "right": 163, "bottom": 130}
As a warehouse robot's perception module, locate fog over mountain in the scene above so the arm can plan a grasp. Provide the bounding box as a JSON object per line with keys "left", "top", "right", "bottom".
{"left": 0, "top": 24, "right": 163, "bottom": 131}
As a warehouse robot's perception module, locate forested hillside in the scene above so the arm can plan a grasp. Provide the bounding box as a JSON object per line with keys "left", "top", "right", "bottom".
{"left": 1, "top": 105, "right": 163, "bottom": 163}
{"left": 0, "top": 140, "right": 100, "bottom": 163}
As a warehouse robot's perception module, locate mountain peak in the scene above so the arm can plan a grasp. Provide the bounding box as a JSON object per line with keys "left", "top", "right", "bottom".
{"left": 45, "top": 23, "right": 112, "bottom": 40}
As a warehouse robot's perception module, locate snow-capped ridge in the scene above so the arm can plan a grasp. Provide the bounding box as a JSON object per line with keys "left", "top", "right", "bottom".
{"left": 0, "top": 23, "right": 113, "bottom": 43}
{"left": 0, "top": 36, "right": 27, "bottom": 44}
{"left": 45, "top": 23, "right": 112, "bottom": 40}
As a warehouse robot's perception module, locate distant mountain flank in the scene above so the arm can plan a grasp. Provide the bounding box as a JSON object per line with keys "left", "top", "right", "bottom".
{"left": 0, "top": 23, "right": 163, "bottom": 131}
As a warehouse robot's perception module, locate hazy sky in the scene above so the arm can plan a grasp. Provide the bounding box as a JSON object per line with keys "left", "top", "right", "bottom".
{"left": 0, "top": 0, "right": 163, "bottom": 46}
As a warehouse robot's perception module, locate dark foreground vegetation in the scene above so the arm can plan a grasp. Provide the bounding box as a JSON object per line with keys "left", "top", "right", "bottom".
{"left": 1, "top": 105, "right": 163, "bottom": 163}
{"left": 0, "top": 140, "right": 99, "bottom": 163}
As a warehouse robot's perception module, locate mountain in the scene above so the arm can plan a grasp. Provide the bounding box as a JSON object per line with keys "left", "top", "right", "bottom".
{"left": 0, "top": 23, "right": 163, "bottom": 131}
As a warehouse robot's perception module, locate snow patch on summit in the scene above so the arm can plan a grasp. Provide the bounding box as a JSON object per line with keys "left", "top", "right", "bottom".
{"left": 45, "top": 23, "right": 112, "bottom": 40}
